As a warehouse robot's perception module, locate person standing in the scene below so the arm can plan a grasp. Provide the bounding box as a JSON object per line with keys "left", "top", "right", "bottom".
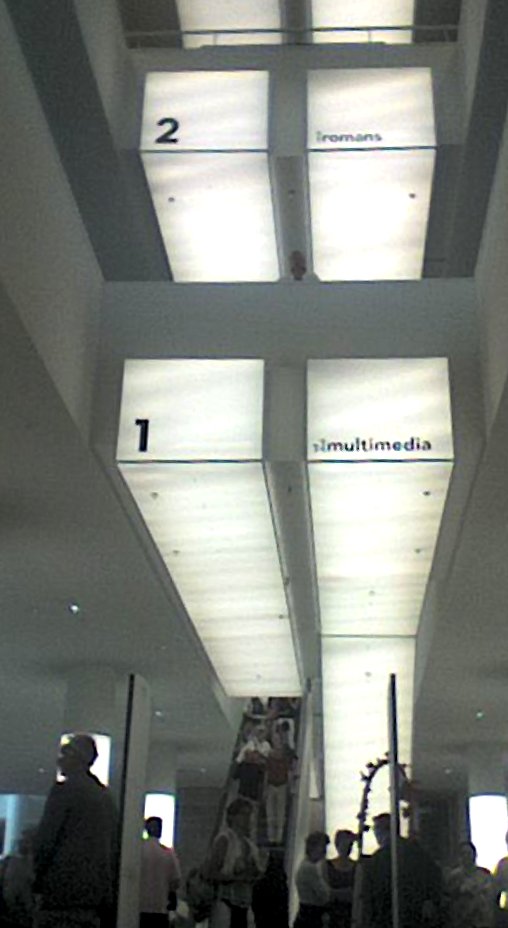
{"left": 360, "top": 813, "right": 442, "bottom": 928}
{"left": 294, "top": 831, "right": 331, "bottom": 928}
{"left": 33, "top": 733, "right": 118, "bottom": 928}
{"left": 139, "top": 816, "right": 181, "bottom": 927}
{"left": 447, "top": 841, "right": 496, "bottom": 928}
{"left": 325, "top": 829, "right": 357, "bottom": 928}
{"left": 207, "top": 798, "right": 262, "bottom": 928}
{"left": 264, "top": 728, "right": 296, "bottom": 846}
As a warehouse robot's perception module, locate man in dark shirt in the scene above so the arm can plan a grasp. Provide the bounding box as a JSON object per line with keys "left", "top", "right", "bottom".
{"left": 361, "top": 813, "right": 442, "bottom": 928}
{"left": 33, "top": 733, "right": 118, "bottom": 928}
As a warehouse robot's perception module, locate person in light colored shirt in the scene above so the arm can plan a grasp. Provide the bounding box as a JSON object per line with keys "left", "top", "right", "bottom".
{"left": 139, "top": 816, "right": 181, "bottom": 927}
{"left": 294, "top": 831, "right": 331, "bottom": 927}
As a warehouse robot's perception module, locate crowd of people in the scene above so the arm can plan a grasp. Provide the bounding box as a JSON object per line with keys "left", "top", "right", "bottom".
{"left": 2, "top": 724, "right": 508, "bottom": 928}
{"left": 292, "top": 814, "right": 508, "bottom": 928}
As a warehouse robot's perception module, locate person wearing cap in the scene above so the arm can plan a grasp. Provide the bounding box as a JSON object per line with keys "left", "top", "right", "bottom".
{"left": 294, "top": 831, "right": 331, "bottom": 927}
{"left": 33, "top": 733, "right": 118, "bottom": 928}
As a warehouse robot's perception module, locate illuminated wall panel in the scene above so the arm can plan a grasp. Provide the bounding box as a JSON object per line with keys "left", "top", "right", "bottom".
{"left": 322, "top": 637, "right": 415, "bottom": 846}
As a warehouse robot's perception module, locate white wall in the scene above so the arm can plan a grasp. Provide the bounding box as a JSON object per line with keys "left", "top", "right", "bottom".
{"left": 475, "top": 108, "right": 508, "bottom": 431}
{"left": 0, "top": 4, "right": 103, "bottom": 439}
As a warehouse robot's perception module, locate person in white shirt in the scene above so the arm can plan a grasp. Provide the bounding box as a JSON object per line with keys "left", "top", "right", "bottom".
{"left": 294, "top": 831, "right": 331, "bottom": 928}
{"left": 139, "top": 817, "right": 181, "bottom": 928}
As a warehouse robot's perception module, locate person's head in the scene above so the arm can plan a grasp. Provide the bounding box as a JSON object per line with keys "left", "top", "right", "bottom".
{"left": 255, "top": 724, "right": 267, "bottom": 740}
{"left": 459, "top": 841, "right": 477, "bottom": 868}
{"left": 145, "top": 816, "right": 163, "bottom": 839}
{"left": 289, "top": 250, "right": 307, "bottom": 281}
{"left": 58, "top": 733, "right": 98, "bottom": 778}
{"left": 305, "top": 831, "right": 330, "bottom": 862}
{"left": 226, "top": 797, "right": 252, "bottom": 835}
{"left": 373, "top": 813, "right": 391, "bottom": 848}
{"left": 334, "top": 829, "right": 356, "bottom": 858}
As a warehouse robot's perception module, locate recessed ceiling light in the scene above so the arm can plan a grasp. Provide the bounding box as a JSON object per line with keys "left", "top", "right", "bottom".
{"left": 38, "top": 767, "right": 46, "bottom": 774}
{"left": 444, "top": 767, "right": 452, "bottom": 775}
{"left": 422, "top": 490, "right": 431, "bottom": 496}
{"left": 68, "top": 602, "right": 80, "bottom": 615}
{"left": 154, "top": 709, "right": 164, "bottom": 719}
{"left": 475, "top": 710, "right": 485, "bottom": 720}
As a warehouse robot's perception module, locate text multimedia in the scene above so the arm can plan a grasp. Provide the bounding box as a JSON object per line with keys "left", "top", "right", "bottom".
{"left": 316, "top": 131, "right": 383, "bottom": 144}
{"left": 313, "top": 436, "right": 433, "bottom": 453}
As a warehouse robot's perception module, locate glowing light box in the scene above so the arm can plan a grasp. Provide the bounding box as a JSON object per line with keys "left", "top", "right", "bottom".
{"left": 141, "top": 72, "right": 269, "bottom": 152}
{"left": 308, "top": 70, "right": 435, "bottom": 150}
{"left": 307, "top": 359, "right": 454, "bottom": 462}
{"left": 117, "top": 360, "right": 300, "bottom": 696}
{"left": 312, "top": 0, "right": 415, "bottom": 44}
{"left": 140, "top": 71, "right": 278, "bottom": 281}
{"left": 141, "top": 152, "right": 278, "bottom": 282}
{"left": 310, "top": 462, "right": 453, "bottom": 634}
{"left": 175, "top": 0, "right": 282, "bottom": 48}
{"left": 117, "top": 359, "right": 264, "bottom": 462}
{"left": 307, "top": 69, "right": 435, "bottom": 281}
{"left": 309, "top": 148, "right": 435, "bottom": 281}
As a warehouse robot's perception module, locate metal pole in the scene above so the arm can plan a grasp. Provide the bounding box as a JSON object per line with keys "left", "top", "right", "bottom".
{"left": 388, "top": 674, "right": 400, "bottom": 928}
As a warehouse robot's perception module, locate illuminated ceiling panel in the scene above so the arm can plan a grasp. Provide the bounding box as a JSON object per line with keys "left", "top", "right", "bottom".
{"left": 322, "top": 637, "right": 415, "bottom": 846}
{"left": 310, "top": 462, "right": 453, "bottom": 632}
{"left": 308, "top": 359, "right": 453, "bottom": 839}
{"left": 141, "top": 72, "right": 270, "bottom": 152}
{"left": 142, "top": 153, "right": 278, "bottom": 282}
{"left": 309, "top": 149, "right": 434, "bottom": 281}
{"left": 117, "top": 359, "right": 264, "bottom": 461}
{"left": 140, "top": 71, "right": 278, "bottom": 282}
{"left": 308, "top": 70, "right": 435, "bottom": 151}
{"left": 308, "top": 69, "right": 435, "bottom": 281}
{"left": 117, "top": 360, "right": 300, "bottom": 697}
{"left": 312, "top": 0, "right": 415, "bottom": 43}
{"left": 307, "top": 358, "right": 453, "bottom": 462}
{"left": 175, "top": 0, "right": 282, "bottom": 48}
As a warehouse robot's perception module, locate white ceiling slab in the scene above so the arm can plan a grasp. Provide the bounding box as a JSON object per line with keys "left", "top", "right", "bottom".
{"left": 175, "top": 0, "right": 282, "bottom": 48}
{"left": 312, "top": 0, "right": 415, "bottom": 44}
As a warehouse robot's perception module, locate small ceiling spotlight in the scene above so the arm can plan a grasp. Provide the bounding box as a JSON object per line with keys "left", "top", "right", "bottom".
{"left": 444, "top": 767, "right": 452, "bottom": 776}
{"left": 154, "top": 709, "right": 164, "bottom": 719}
{"left": 475, "top": 710, "right": 485, "bottom": 720}
{"left": 68, "top": 602, "right": 80, "bottom": 615}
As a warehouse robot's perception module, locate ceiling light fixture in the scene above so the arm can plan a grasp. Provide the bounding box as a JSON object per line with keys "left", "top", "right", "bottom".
{"left": 117, "top": 360, "right": 299, "bottom": 696}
